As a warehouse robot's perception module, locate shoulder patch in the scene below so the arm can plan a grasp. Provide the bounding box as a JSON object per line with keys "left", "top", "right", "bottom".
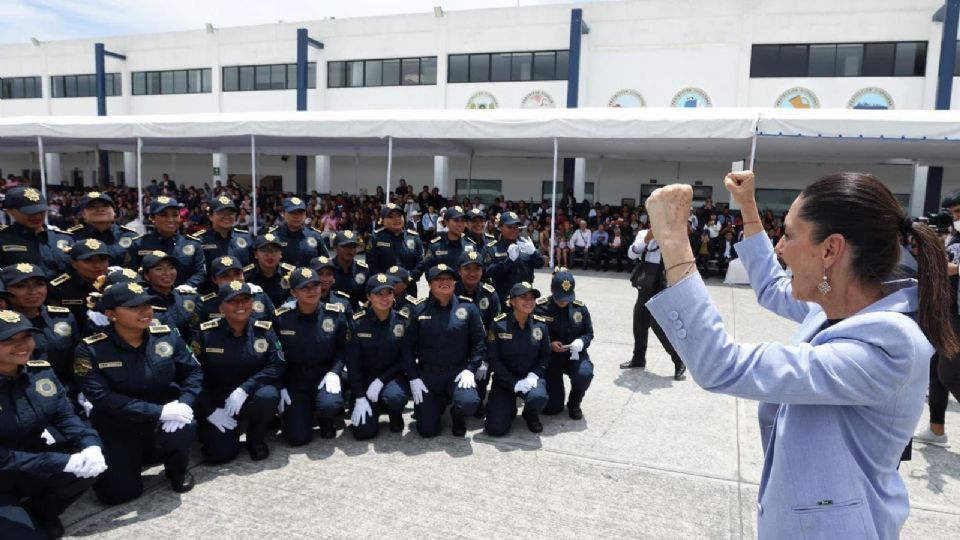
{"left": 120, "top": 225, "right": 139, "bottom": 234}
{"left": 493, "top": 313, "right": 507, "bottom": 322}
{"left": 411, "top": 297, "right": 427, "bottom": 305}
{"left": 486, "top": 240, "right": 497, "bottom": 248}
{"left": 254, "top": 320, "right": 272, "bottom": 330}
{"left": 148, "top": 324, "right": 171, "bottom": 334}
{"left": 532, "top": 314, "right": 547, "bottom": 323}
{"left": 310, "top": 226, "right": 324, "bottom": 235}
{"left": 83, "top": 332, "right": 108, "bottom": 344}
{"left": 130, "top": 234, "right": 145, "bottom": 241}
{"left": 201, "top": 292, "right": 218, "bottom": 302}
{"left": 280, "top": 263, "right": 296, "bottom": 272}
{"left": 187, "top": 232, "right": 204, "bottom": 241}
{"left": 404, "top": 294, "right": 418, "bottom": 304}
{"left": 233, "top": 227, "right": 249, "bottom": 233}
{"left": 573, "top": 300, "right": 585, "bottom": 306}
{"left": 200, "top": 319, "right": 221, "bottom": 331}
{"left": 46, "top": 306, "right": 71, "bottom": 314}
{"left": 397, "top": 310, "right": 409, "bottom": 319}
{"left": 536, "top": 297, "right": 549, "bottom": 305}
{"left": 459, "top": 295, "right": 473, "bottom": 303}
{"left": 333, "top": 290, "right": 350, "bottom": 299}
{"left": 356, "top": 260, "right": 368, "bottom": 268}
{"left": 373, "top": 227, "right": 384, "bottom": 234}
{"left": 66, "top": 224, "right": 83, "bottom": 233}
{"left": 482, "top": 283, "right": 496, "bottom": 293}
{"left": 352, "top": 310, "right": 366, "bottom": 320}
{"left": 430, "top": 237, "right": 441, "bottom": 243}
{"left": 406, "top": 229, "right": 419, "bottom": 236}
{"left": 325, "top": 303, "right": 344, "bottom": 313}
{"left": 27, "top": 360, "right": 51, "bottom": 368}
{"left": 50, "top": 273, "right": 71, "bottom": 287}
{"left": 274, "top": 306, "right": 291, "bottom": 317}
{"left": 242, "top": 264, "right": 256, "bottom": 273}
{"left": 151, "top": 305, "right": 168, "bottom": 312}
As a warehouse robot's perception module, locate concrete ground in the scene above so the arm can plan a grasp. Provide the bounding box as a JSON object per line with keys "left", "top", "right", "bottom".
{"left": 62, "top": 270, "right": 960, "bottom": 539}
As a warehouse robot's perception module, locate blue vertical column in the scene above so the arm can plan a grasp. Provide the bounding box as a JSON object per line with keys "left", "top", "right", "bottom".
{"left": 95, "top": 43, "right": 110, "bottom": 186}
{"left": 925, "top": 0, "right": 959, "bottom": 214}
{"left": 562, "top": 9, "right": 585, "bottom": 198}
{"left": 296, "top": 29, "right": 309, "bottom": 194}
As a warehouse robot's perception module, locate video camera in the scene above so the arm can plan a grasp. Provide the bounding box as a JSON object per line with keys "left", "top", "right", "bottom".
{"left": 926, "top": 212, "right": 953, "bottom": 235}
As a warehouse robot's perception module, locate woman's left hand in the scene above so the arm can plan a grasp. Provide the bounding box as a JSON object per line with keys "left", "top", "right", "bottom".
{"left": 646, "top": 184, "right": 693, "bottom": 244}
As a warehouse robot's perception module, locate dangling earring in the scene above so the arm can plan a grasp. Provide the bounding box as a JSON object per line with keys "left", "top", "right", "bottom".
{"left": 818, "top": 268, "right": 832, "bottom": 295}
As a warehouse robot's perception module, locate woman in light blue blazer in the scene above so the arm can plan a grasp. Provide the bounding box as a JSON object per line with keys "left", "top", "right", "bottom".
{"left": 642, "top": 171, "right": 957, "bottom": 539}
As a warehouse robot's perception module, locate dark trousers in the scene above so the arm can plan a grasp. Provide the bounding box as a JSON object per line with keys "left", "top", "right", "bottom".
{"left": 592, "top": 244, "right": 609, "bottom": 271}
{"left": 1, "top": 472, "right": 95, "bottom": 539}
{"left": 542, "top": 357, "right": 594, "bottom": 415}
{"left": 93, "top": 420, "right": 197, "bottom": 505}
{"left": 351, "top": 378, "right": 410, "bottom": 440}
{"left": 281, "top": 385, "right": 344, "bottom": 446}
{"left": 573, "top": 246, "right": 590, "bottom": 269}
{"left": 632, "top": 289, "right": 683, "bottom": 368}
{"left": 200, "top": 386, "right": 280, "bottom": 463}
{"left": 414, "top": 372, "right": 480, "bottom": 438}
{"left": 930, "top": 314, "right": 960, "bottom": 424}
{"left": 484, "top": 379, "right": 548, "bottom": 437}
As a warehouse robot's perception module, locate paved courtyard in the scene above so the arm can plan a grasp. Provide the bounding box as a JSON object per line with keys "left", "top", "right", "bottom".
{"left": 62, "top": 270, "right": 960, "bottom": 538}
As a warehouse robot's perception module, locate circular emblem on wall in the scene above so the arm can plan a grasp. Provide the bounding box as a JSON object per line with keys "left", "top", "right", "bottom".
{"left": 608, "top": 89, "right": 646, "bottom": 108}
{"left": 670, "top": 87, "right": 712, "bottom": 108}
{"left": 520, "top": 90, "right": 556, "bottom": 109}
{"left": 254, "top": 338, "right": 268, "bottom": 353}
{"left": 775, "top": 87, "right": 820, "bottom": 109}
{"left": 322, "top": 318, "right": 335, "bottom": 333}
{"left": 848, "top": 87, "right": 894, "bottom": 110}
{"left": 467, "top": 91, "right": 499, "bottom": 110}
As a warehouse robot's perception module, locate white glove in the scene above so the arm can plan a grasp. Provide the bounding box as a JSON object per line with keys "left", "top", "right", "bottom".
{"left": 630, "top": 233, "right": 646, "bottom": 254}
{"left": 223, "top": 387, "right": 248, "bottom": 417}
{"left": 78, "top": 446, "right": 108, "bottom": 478}
{"left": 351, "top": 397, "right": 373, "bottom": 426}
{"left": 280, "top": 298, "right": 297, "bottom": 310}
{"left": 175, "top": 284, "right": 198, "bottom": 295}
{"left": 410, "top": 378, "right": 429, "bottom": 405}
{"left": 366, "top": 378, "right": 384, "bottom": 403}
{"left": 476, "top": 362, "right": 489, "bottom": 381}
{"left": 568, "top": 338, "right": 585, "bottom": 360}
{"left": 525, "top": 372, "right": 539, "bottom": 388}
{"left": 278, "top": 388, "right": 291, "bottom": 414}
{"left": 513, "top": 378, "right": 533, "bottom": 394}
{"left": 507, "top": 243, "right": 520, "bottom": 261}
{"left": 518, "top": 237, "right": 536, "bottom": 255}
{"left": 87, "top": 310, "right": 110, "bottom": 327}
{"left": 63, "top": 453, "right": 85, "bottom": 476}
{"left": 161, "top": 420, "right": 188, "bottom": 433}
{"left": 41, "top": 429, "right": 56, "bottom": 445}
{"left": 248, "top": 283, "right": 264, "bottom": 294}
{"left": 318, "top": 372, "right": 341, "bottom": 395}
{"left": 77, "top": 392, "right": 93, "bottom": 417}
{"left": 160, "top": 401, "right": 194, "bottom": 424}
{"left": 207, "top": 408, "right": 239, "bottom": 433}
{"left": 455, "top": 369, "right": 476, "bottom": 389}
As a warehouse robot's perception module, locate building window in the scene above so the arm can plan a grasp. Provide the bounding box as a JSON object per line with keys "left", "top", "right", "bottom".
{"left": 0, "top": 76, "right": 42, "bottom": 99}
{"left": 133, "top": 68, "right": 212, "bottom": 95}
{"left": 750, "top": 42, "right": 926, "bottom": 77}
{"left": 755, "top": 188, "right": 801, "bottom": 214}
{"left": 455, "top": 179, "right": 502, "bottom": 205}
{"left": 221, "top": 63, "right": 315, "bottom": 92}
{"left": 327, "top": 57, "right": 437, "bottom": 88}
{"left": 542, "top": 181, "right": 594, "bottom": 204}
{"left": 51, "top": 73, "right": 121, "bottom": 98}
{"left": 447, "top": 50, "right": 569, "bottom": 83}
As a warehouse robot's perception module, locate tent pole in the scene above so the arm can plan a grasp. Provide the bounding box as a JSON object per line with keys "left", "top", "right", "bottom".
{"left": 595, "top": 155, "right": 604, "bottom": 205}
{"left": 748, "top": 131, "right": 758, "bottom": 171}
{"left": 385, "top": 136, "right": 393, "bottom": 203}
{"left": 136, "top": 137, "right": 144, "bottom": 227}
{"left": 251, "top": 135, "right": 258, "bottom": 236}
{"left": 37, "top": 136, "right": 48, "bottom": 226}
{"left": 550, "top": 137, "right": 558, "bottom": 269}
{"left": 354, "top": 151, "right": 360, "bottom": 195}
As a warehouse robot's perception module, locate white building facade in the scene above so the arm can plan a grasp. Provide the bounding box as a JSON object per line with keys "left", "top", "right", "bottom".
{"left": 1, "top": 0, "right": 958, "bottom": 214}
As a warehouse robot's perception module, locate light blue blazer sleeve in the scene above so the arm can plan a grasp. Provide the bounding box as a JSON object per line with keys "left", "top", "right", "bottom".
{"left": 735, "top": 232, "right": 812, "bottom": 324}
{"left": 645, "top": 273, "right": 929, "bottom": 405}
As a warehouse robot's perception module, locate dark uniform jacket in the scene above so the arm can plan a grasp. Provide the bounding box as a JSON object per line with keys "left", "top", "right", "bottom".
{"left": 332, "top": 258, "right": 369, "bottom": 310}
{"left": 486, "top": 312, "right": 551, "bottom": 391}
{"left": 0, "top": 223, "right": 73, "bottom": 279}
{"left": 47, "top": 271, "right": 96, "bottom": 326}
{"left": 29, "top": 306, "right": 80, "bottom": 392}
{"left": 66, "top": 222, "right": 139, "bottom": 266}
{"left": 195, "top": 318, "right": 285, "bottom": 403}
{"left": 274, "top": 303, "right": 350, "bottom": 390}
{"left": 197, "top": 289, "right": 276, "bottom": 325}
{"left": 484, "top": 238, "right": 545, "bottom": 300}
{"left": 413, "top": 235, "right": 477, "bottom": 281}
{"left": 365, "top": 228, "right": 423, "bottom": 276}
{"left": 148, "top": 286, "right": 202, "bottom": 344}
{"left": 0, "top": 361, "right": 102, "bottom": 481}
{"left": 189, "top": 227, "right": 254, "bottom": 271}
{"left": 403, "top": 295, "right": 485, "bottom": 379}
{"left": 126, "top": 232, "right": 206, "bottom": 288}
{"left": 244, "top": 263, "right": 295, "bottom": 308}
{"left": 344, "top": 308, "right": 410, "bottom": 397}
{"left": 535, "top": 296, "right": 595, "bottom": 364}
{"left": 73, "top": 324, "right": 203, "bottom": 428}
{"left": 455, "top": 282, "right": 501, "bottom": 331}
{"left": 271, "top": 224, "right": 329, "bottom": 266}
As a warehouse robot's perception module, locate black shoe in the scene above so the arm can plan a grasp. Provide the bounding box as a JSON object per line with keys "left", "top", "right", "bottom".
{"left": 524, "top": 414, "right": 543, "bottom": 433}
{"left": 473, "top": 403, "right": 486, "bottom": 419}
{"left": 169, "top": 471, "right": 195, "bottom": 494}
{"left": 37, "top": 516, "right": 64, "bottom": 539}
{"left": 389, "top": 414, "right": 404, "bottom": 433}
{"left": 247, "top": 443, "right": 270, "bottom": 461}
{"left": 451, "top": 415, "right": 467, "bottom": 437}
{"left": 619, "top": 360, "right": 646, "bottom": 369}
{"left": 568, "top": 404, "right": 583, "bottom": 420}
{"left": 674, "top": 364, "right": 687, "bottom": 381}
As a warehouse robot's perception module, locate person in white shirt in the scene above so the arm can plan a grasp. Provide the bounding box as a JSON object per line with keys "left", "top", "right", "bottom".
{"left": 570, "top": 219, "right": 593, "bottom": 270}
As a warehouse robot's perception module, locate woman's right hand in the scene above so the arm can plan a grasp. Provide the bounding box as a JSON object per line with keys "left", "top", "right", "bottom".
{"left": 724, "top": 171, "right": 757, "bottom": 209}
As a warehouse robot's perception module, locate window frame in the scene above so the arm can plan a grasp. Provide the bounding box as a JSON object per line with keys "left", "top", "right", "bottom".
{"left": 446, "top": 49, "right": 569, "bottom": 83}
{"left": 131, "top": 68, "right": 212, "bottom": 95}
{"left": 219, "top": 63, "right": 317, "bottom": 92}
{"left": 750, "top": 41, "right": 927, "bottom": 78}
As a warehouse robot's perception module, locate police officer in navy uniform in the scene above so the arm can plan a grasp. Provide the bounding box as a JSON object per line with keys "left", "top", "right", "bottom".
{"left": 74, "top": 282, "right": 203, "bottom": 504}
{"left": 1, "top": 264, "right": 79, "bottom": 398}
{"left": 465, "top": 207, "right": 495, "bottom": 253}
{"left": 413, "top": 205, "right": 477, "bottom": 284}
{"left": 331, "top": 231, "right": 369, "bottom": 310}
{"left": 245, "top": 233, "right": 295, "bottom": 308}
{"left": 454, "top": 250, "right": 501, "bottom": 418}
{"left": 484, "top": 282, "right": 550, "bottom": 436}
{"left": 534, "top": 270, "right": 595, "bottom": 420}
{"left": 188, "top": 195, "right": 254, "bottom": 282}
{"left": 198, "top": 255, "right": 275, "bottom": 324}
{"left": 404, "top": 264, "right": 484, "bottom": 437}
{"left": 64, "top": 191, "right": 138, "bottom": 267}
{"left": 366, "top": 203, "right": 424, "bottom": 297}
{"left": 386, "top": 265, "right": 417, "bottom": 319}
{"left": 0, "top": 310, "right": 106, "bottom": 540}
{"left": 194, "top": 281, "right": 284, "bottom": 463}
{"left": 308, "top": 255, "right": 353, "bottom": 316}
{"left": 485, "top": 211, "right": 544, "bottom": 309}
{"left": 274, "top": 267, "right": 351, "bottom": 445}
{"left": 0, "top": 186, "right": 73, "bottom": 280}
{"left": 139, "top": 251, "right": 202, "bottom": 340}
{"left": 126, "top": 196, "right": 206, "bottom": 288}
{"left": 47, "top": 238, "right": 111, "bottom": 327}
{"left": 270, "top": 196, "right": 329, "bottom": 266}
{"left": 346, "top": 274, "right": 411, "bottom": 439}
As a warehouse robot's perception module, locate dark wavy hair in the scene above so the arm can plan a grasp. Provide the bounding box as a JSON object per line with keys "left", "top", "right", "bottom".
{"left": 798, "top": 172, "right": 958, "bottom": 358}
